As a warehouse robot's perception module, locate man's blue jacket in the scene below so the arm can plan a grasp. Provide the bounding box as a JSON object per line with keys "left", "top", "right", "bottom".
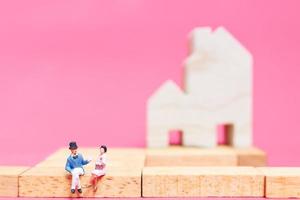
{"left": 65, "top": 153, "right": 90, "bottom": 173}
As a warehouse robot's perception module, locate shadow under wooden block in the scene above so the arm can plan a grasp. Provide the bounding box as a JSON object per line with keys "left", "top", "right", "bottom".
{"left": 0, "top": 166, "right": 28, "bottom": 197}
{"left": 145, "top": 146, "right": 238, "bottom": 166}
{"left": 233, "top": 147, "right": 267, "bottom": 166}
{"left": 258, "top": 167, "right": 300, "bottom": 198}
{"left": 19, "top": 148, "right": 145, "bottom": 197}
{"left": 142, "top": 166, "right": 264, "bottom": 197}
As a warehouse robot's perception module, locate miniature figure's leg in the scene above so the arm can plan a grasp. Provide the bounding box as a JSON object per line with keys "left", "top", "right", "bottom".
{"left": 71, "top": 174, "right": 78, "bottom": 190}
{"left": 71, "top": 171, "right": 79, "bottom": 190}
{"left": 92, "top": 175, "right": 98, "bottom": 191}
{"left": 90, "top": 170, "right": 106, "bottom": 191}
{"left": 93, "top": 174, "right": 105, "bottom": 192}
{"left": 77, "top": 168, "right": 84, "bottom": 189}
{"left": 90, "top": 174, "right": 97, "bottom": 185}
{"left": 71, "top": 168, "right": 84, "bottom": 189}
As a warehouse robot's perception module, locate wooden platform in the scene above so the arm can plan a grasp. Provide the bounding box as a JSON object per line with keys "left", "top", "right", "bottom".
{"left": 19, "top": 148, "right": 145, "bottom": 197}
{"left": 236, "top": 147, "right": 267, "bottom": 166}
{"left": 142, "top": 166, "right": 264, "bottom": 197}
{"left": 258, "top": 167, "right": 300, "bottom": 198}
{"left": 2, "top": 146, "right": 300, "bottom": 198}
{"left": 145, "top": 146, "right": 267, "bottom": 167}
{"left": 0, "top": 166, "right": 28, "bottom": 197}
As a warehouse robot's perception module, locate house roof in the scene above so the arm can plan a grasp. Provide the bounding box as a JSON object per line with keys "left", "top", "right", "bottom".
{"left": 184, "top": 27, "right": 252, "bottom": 67}
{"left": 148, "top": 80, "right": 183, "bottom": 105}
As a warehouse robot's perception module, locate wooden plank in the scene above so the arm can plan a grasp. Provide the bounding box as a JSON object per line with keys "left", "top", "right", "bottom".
{"left": 145, "top": 146, "right": 237, "bottom": 166}
{"left": 258, "top": 167, "right": 300, "bottom": 198}
{"left": 234, "top": 147, "right": 267, "bottom": 166}
{"left": 36, "top": 148, "right": 145, "bottom": 169}
{"left": 19, "top": 148, "right": 145, "bottom": 197}
{"left": 0, "top": 166, "right": 28, "bottom": 197}
{"left": 145, "top": 146, "right": 267, "bottom": 167}
{"left": 142, "top": 166, "right": 264, "bottom": 197}
{"left": 19, "top": 167, "right": 142, "bottom": 197}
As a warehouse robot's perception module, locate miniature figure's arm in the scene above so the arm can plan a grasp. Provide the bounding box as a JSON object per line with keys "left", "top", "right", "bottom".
{"left": 80, "top": 154, "right": 91, "bottom": 165}
{"left": 65, "top": 159, "right": 72, "bottom": 173}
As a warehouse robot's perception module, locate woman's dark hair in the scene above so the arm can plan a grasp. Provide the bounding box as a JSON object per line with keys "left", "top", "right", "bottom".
{"left": 100, "top": 145, "right": 107, "bottom": 153}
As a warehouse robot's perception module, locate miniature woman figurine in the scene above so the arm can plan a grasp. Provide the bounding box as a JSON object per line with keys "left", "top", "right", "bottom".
{"left": 90, "top": 145, "right": 107, "bottom": 191}
{"left": 65, "top": 141, "right": 91, "bottom": 194}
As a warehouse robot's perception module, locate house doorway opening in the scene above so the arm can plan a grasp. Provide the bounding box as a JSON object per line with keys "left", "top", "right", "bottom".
{"left": 217, "top": 124, "right": 234, "bottom": 146}
{"left": 169, "top": 130, "right": 183, "bottom": 146}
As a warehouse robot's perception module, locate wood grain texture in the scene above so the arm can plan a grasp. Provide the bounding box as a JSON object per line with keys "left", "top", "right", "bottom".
{"left": 143, "top": 166, "right": 264, "bottom": 197}
{"left": 234, "top": 147, "right": 267, "bottom": 166}
{"left": 19, "top": 148, "right": 145, "bottom": 197}
{"left": 145, "top": 146, "right": 267, "bottom": 167}
{"left": 145, "top": 146, "right": 237, "bottom": 166}
{"left": 0, "top": 166, "right": 28, "bottom": 197}
{"left": 258, "top": 167, "right": 300, "bottom": 198}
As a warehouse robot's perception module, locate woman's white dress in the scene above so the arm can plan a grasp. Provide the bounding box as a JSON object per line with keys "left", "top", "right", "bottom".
{"left": 91, "top": 154, "right": 107, "bottom": 176}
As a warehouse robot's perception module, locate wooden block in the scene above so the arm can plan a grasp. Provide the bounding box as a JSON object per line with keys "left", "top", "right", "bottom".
{"left": 36, "top": 148, "right": 145, "bottom": 169}
{"left": 147, "top": 26, "right": 253, "bottom": 148}
{"left": 234, "top": 147, "right": 267, "bottom": 166}
{"left": 143, "top": 166, "right": 264, "bottom": 197}
{"left": 19, "top": 167, "right": 142, "bottom": 197}
{"left": 147, "top": 80, "right": 185, "bottom": 148}
{"left": 19, "top": 148, "right": 145, "bottom": 197}
{"left": 145, "top": 146, "right": 237, "bottom": 166}
{"left": 258, "top": 167, "right": 300, "bottom": 198}
{"left": 0, "top": 166, "right": 28, "bottom": 197}
{"left": 184, "top": 27, "right": 253, "bottom": 148}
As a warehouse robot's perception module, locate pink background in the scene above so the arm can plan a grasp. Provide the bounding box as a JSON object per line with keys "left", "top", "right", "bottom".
{"left": 0, "top": 0, "right": 300, "bottom": 174}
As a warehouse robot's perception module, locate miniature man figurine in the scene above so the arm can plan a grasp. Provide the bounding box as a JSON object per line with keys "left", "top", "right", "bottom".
{"left": 89, "top": 145, "right": 107, "bottom": 191}
{"left": 65, "top": 141, "right": 91, "bottom": 194}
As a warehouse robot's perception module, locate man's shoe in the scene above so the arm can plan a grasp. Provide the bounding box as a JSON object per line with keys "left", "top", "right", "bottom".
{"left": 78, "top": 188, "right": 82, "bottom": 193}
{"left": 71, "top": 189, "right": 75, "bottom": 194}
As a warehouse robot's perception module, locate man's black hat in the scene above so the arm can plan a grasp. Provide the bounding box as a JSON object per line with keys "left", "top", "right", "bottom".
{"left": 69, "top": 141, "right": 78, "bottom": 150}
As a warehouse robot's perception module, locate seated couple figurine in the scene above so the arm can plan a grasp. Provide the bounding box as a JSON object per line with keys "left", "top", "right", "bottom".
{"left": 65, "top": 141, "right": 107, "bottom": 194}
